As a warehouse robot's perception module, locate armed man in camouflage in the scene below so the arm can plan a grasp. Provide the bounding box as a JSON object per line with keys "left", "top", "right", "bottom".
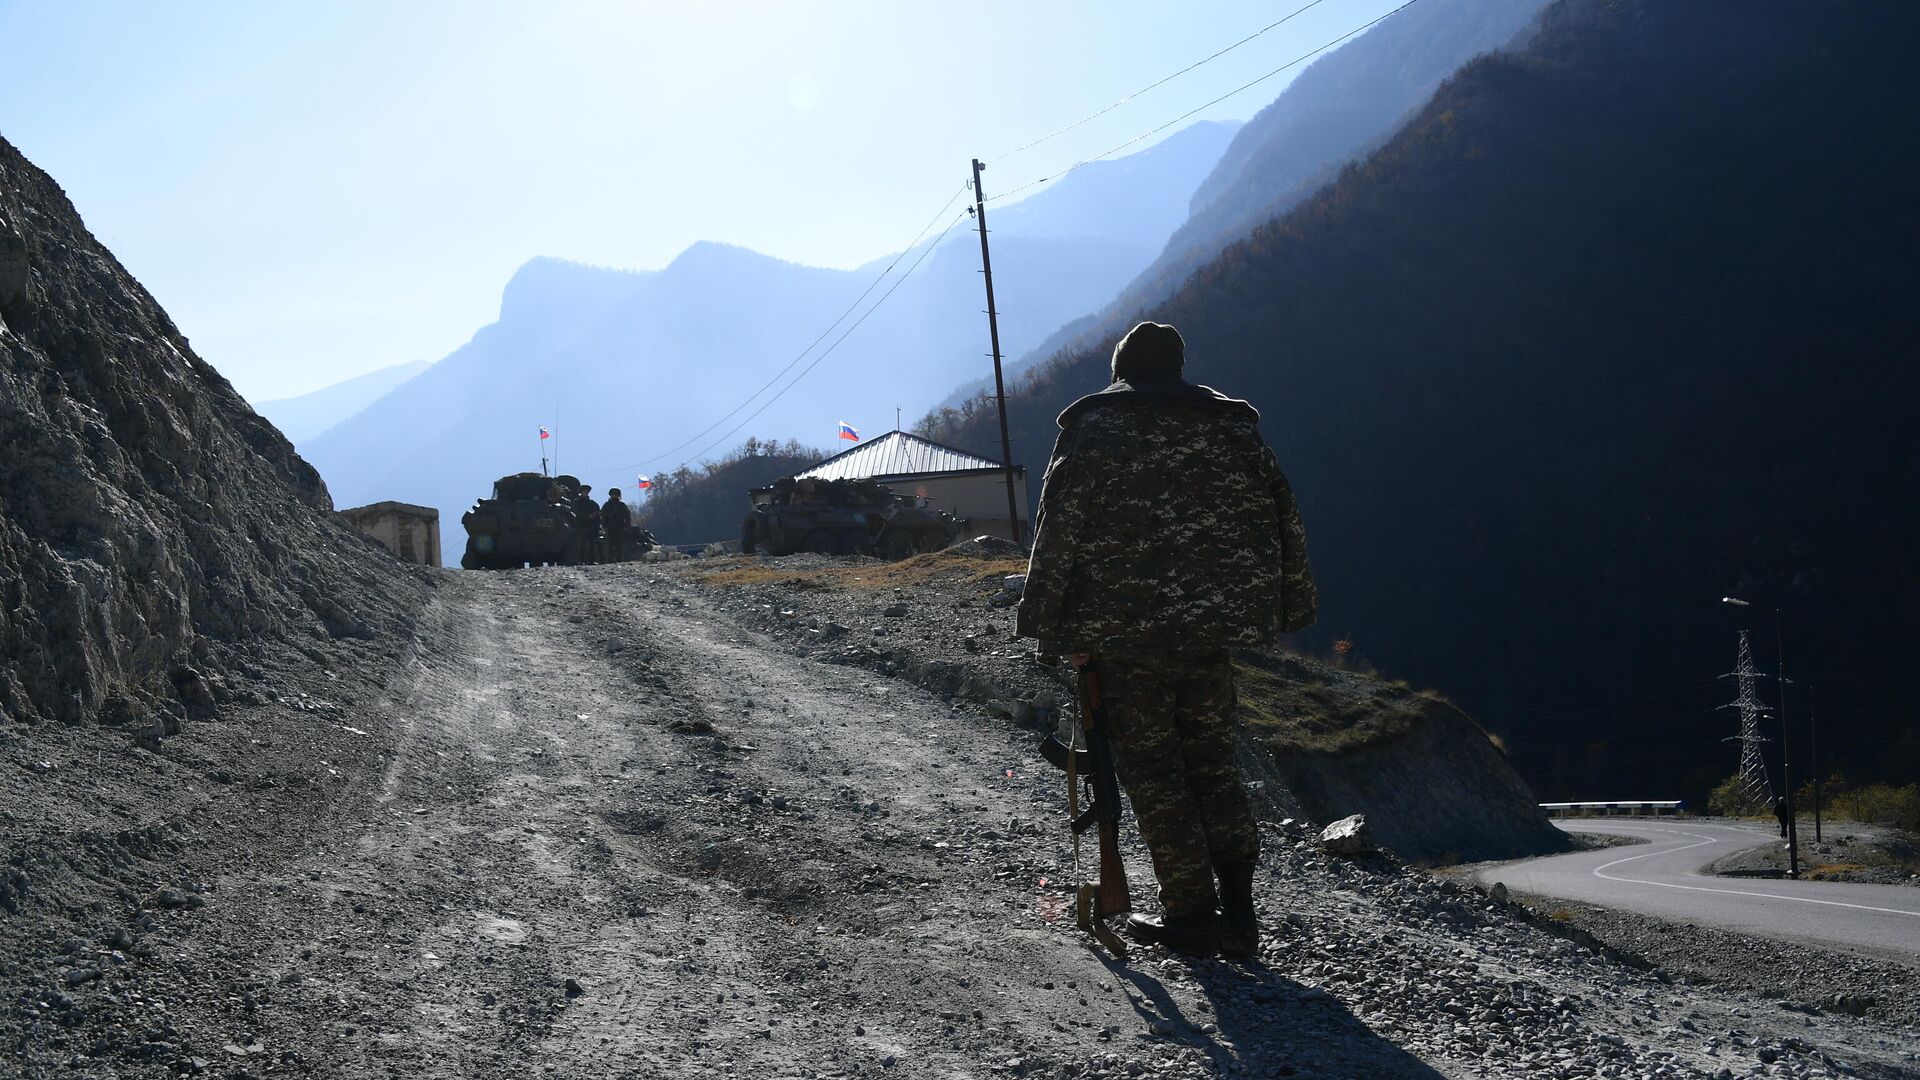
{"left": 601, "top": 487, "right": 634, "bottom": 563}
{"left": 1017, "top": 320, "right": 1316, "bottom": 959}
{"left": 571, "top": 483, "right": 602, "bottom": 565}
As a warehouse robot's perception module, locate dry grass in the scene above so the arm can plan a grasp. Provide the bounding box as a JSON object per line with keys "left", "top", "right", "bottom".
{"left": 1808, "top": 862, "right": 1871, "bottom": 879}
{"left": 688, "top": 550, "right": 1028, "bottom": 592}
{"left": 1233, "top": 650, "right": 1438, "bottom": 756}
{"left": 691, "top": 551, "right": 1470, "bottom": 762}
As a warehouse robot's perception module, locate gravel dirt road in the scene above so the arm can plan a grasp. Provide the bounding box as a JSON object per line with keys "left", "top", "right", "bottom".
{"left": 7, "top": 561, "right": 1920, "bottom": 1079}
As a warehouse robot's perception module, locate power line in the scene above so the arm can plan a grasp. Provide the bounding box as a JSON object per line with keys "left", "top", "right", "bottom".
{"left": 1476, "top": 676, "right": 1725, "bottom": 724}
{"left": 985, "top": 0, "right": 1329, "bottom": 165}
{"left": 1497, "top": 707, "right": 1724, "bottom": 753}
{"left": 594, "top": 0, "right": 1419, "bottom": 475}
{"left": 985, "top": 0, "right": 1424, "bottom": 206}
{"left": 604, "top": 182, "right": 970, "bottom": 474}
{"left": 667, "top": 210, "right": 973, "bottom": 470}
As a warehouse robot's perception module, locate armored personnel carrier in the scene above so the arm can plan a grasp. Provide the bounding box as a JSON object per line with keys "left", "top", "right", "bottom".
{"left": 741, "top": 477, "right": 957, "bottom": 558}
{"left": 460, "top": 472, "right": 579, "bottom": 569}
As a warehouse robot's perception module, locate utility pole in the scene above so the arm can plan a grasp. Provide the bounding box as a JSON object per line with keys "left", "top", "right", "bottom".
{"left": 970, "top": 158, "right": 1025, "bottom": 545}
{"left": 1773, "top": 609, "right": 1798, "bottom": 878}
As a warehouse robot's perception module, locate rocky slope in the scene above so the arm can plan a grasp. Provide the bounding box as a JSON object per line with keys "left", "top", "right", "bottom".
{"left": 0, "top": 134, "right": 428, "bottom": 734}
{"left": 683, "top": 545, "right": 1566, "bottom": 865}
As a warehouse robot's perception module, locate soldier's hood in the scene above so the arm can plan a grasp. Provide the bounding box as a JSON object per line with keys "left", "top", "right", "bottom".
{"left": 1056, "top": 379, "right": 1260, "bottom": 429}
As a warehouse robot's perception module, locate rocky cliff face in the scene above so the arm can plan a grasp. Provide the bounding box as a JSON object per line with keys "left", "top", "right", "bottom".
{"left": 0, "top": 136, "right": 426, "bottom": 730}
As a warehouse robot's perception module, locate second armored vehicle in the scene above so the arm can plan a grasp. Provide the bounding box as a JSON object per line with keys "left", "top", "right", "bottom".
{"left": 741, "top": 477, "right": 957, "bottom": 558}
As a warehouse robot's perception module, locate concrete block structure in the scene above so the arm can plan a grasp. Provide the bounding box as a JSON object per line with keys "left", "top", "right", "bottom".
{"left": 339, "top": 501, "right": 441, "bottom": 567}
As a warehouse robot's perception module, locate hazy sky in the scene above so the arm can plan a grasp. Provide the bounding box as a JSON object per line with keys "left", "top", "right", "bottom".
{"left": 0, "top": 0, "right": 1402, "bottom": 401}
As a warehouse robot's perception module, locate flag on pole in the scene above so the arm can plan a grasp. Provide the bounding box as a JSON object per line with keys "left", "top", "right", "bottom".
{"left": 838, "top": 421, "right": 860, "bottom": 442}
{"left": 637, "top": 474, "right": 652, "bottom": 490}
{"left": 539, "top": 426, "right": 550, "bottom": 440}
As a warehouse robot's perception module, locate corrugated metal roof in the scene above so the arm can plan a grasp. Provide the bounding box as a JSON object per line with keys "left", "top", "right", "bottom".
{"left": 795, "top": 430, "right": 1005, "bottom": 481}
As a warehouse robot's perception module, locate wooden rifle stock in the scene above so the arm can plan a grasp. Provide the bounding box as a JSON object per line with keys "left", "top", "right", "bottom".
{"left": 1077, "top": 666, "right": 1132, "bottom": 918}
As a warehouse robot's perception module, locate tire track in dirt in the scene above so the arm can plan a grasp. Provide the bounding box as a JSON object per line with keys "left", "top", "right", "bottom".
{"left": 108, "top": 566, "right": 1455, "bottom": 1079}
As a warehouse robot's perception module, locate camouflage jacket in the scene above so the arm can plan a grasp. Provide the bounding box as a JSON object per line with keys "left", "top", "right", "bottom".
{"left": 1015, "top": 380, "right": 1316, "bottom": 653}
{"left": 601, "top": 498, "right": 632, "bottom": 531}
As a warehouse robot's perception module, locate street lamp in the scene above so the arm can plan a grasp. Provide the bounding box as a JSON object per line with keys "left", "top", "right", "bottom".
{"left": 1724, "top": 596, "right": 1798, "bottom": 878}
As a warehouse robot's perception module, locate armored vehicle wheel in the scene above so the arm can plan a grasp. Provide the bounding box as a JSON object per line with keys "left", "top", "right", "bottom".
{"left": 836, "top": 530, "right": 874, "bottom": 556}
{"left": 799, "top": 529, "right": 837, "bottom": 554}
{"left": 915, "top": 527, "right": 951, "bottom": 553}
{"left": 461, "top": 551, "right": 479, "bottom": 570}
{"left": 875, "top": 527, "right": 916, "bottom": 560}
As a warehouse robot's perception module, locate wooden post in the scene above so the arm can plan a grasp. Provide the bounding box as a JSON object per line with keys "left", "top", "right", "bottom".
{"left": 972, "top": 158, "right": 1025, "bottom": 544}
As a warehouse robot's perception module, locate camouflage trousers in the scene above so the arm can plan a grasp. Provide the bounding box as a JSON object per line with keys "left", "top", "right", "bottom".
{"left": 1096, "top": 649, "right": 1258, "bottom": 919}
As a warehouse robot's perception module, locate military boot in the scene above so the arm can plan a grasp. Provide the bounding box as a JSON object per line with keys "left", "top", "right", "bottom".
{"left": 1123, "top": 911, "right": 1218, "bottom": 957}
{"left": 1215, "top": 862, "right": 1259, "bottom": 960}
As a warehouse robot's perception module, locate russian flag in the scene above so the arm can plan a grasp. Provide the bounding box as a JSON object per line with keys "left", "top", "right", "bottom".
{"left": 636, "top": 474, "right": 652, "bottom": 490}
{"left": 539, "top": 426, "right": 550, "bottom": 440}
{"left": 838, "top": 421, "right": 860, "bottom": 442}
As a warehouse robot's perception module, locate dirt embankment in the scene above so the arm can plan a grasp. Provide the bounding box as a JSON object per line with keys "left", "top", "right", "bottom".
{"left": 687, "top": 547, "right": 1566, "bottom": 865}
{"left": 1237, "top": 653, "right": 1568, "bottom": 864}
{"left": 0, "top": 135, "right": 428, "bottom": 736}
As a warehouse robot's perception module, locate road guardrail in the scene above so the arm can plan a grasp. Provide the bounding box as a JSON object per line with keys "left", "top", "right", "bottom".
{"left": 1540, "top": 800, "right": 1684, "bottom": 817}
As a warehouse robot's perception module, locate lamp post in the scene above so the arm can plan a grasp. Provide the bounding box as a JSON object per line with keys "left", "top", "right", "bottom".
{"left": 1809, "top": 694, "right": 1822, "bottom": 843}
{"left": 1724, "top": 596, "right": 1797, "bottom": 878}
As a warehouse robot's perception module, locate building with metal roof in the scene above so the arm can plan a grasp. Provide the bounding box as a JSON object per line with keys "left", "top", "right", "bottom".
{"left": 794, "top": 430, "right": 1029, "bottom": 541}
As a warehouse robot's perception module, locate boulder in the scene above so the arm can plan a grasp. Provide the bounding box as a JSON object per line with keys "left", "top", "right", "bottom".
{"left": 1319, "top": 814, "right": 1376, "bottom": 856}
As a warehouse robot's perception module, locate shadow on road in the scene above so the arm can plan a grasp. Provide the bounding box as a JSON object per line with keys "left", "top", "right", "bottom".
{"left": 1097, "top": 954, "right": 1447, "bottom": 1078}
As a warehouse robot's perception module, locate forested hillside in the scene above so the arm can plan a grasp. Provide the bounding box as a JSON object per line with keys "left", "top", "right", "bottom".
{"left": 637, "top": 437, "right": 825, "bottom": 546}
{"left": 923, "top": 0, "right": 1920, "bottom": 803}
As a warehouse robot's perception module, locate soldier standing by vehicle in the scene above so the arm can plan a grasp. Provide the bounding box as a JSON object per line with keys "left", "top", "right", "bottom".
{"left": 1017, "top": 321, "right": 1316, "bottom": 959}
{"left": 571, "top": 483, "right": 602, "bottom": 565}
{"left": 601, "top": 488, "right": 633, "bottom": 563}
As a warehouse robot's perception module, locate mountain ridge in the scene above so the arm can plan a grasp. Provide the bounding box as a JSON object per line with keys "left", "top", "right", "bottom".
{"left": 299, "top": 122, "right": 1242, "bottom": 560}
{"left": 937, "top": 0, "right": 1553, "bottom": 407}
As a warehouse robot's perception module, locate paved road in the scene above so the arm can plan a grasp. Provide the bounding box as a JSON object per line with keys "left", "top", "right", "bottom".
{"left": 1477, "top": 818, "right": 1920, "bottom": 963}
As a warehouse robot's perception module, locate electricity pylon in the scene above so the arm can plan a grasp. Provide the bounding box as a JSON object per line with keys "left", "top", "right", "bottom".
{"left": 1722, "top": 630, "right": 1774, "bottom": 811}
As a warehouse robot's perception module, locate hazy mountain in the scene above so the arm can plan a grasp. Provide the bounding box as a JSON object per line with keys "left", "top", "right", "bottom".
{"left": 921, "top": 0, "right": 1920, "bottom": 803}
{"left": 941, "top": 0, "right": 1552, "bottom": 405}
{"left": 253, "top": 360, "right": 430, "bottom": 444}
{"left": 300, "top": 121, "right": 1239, "bottom": 558}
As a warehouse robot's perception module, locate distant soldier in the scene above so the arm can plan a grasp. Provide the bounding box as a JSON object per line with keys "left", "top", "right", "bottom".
{"left": 1774, "top": 797, "right": 1791, "bottom": 838}
{"left": 602, "top": 488, "right": 633, "bottom": 563}
{"left": 571, "top": 483, "right": 601, "bottom": 565}
{"left": 1017, "top": 321, "right": 1316, "bottom": 959}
